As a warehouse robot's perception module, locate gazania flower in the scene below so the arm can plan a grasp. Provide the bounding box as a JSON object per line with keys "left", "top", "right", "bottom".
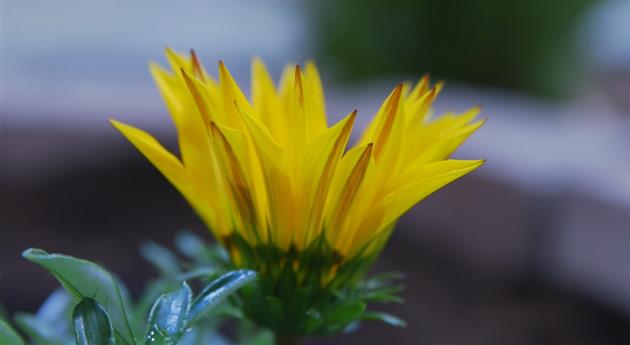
{"left": 112, "top": 48, "right": 484, "bottom": 335}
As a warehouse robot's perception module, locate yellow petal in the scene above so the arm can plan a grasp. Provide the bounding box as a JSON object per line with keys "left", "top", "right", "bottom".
{"left": 110, "top": 119, "right": 191, "bottom": 196}
{"left": 304, "top": 61, "right": 326, "bottom": 117}
{"left": 382, "top": 159, "right": 484, "bottom": 228}
{"left": 165, "top": 47, "right": 191, "bottom": 74}
{"left": 181, "top": 69, "right": 212, "bottom": 128}
{"left": 327, "top": 143, "right": 373, "bottom": 249}
{"left": 358, "top": 83, "right": 403, "bottom": 153}
{"left": 218, "top": 61, "right": 254, "bottom": 129}
{"left": 251, "top": 57, "right": 284, "bottom": 141}
{"left": 299, "top": 110, "right": 356, "bottom": 247}
{"left": 189, "top": 49, "right": 208, "bottom": 82}
{"left": 110, "top": 119, "right": 217, "bottom": 232}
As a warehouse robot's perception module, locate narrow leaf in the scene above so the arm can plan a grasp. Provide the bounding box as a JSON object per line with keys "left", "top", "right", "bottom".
{"left": 188, "top": 270, "right": 256, "bottom": 324}
{"left": 73, "top": 298, "right": 116, "bottom": 345}
{"left": 35, "top": 289, "right": 73, "bottom": 340}
{"left": 37, "top": 289, "right": 72, "bottom": 323}
{"left": 22, "top": 248, "right": 136, "bottom": 345}
{"left": 174, "top": 231, "right": 205, "bottom": 260}
{"left": 14, "top": 313, "right": 63, "bottom": 345}
{"left": 0, "top": 320, "right": 25, "bottom": 345}
{"left": 140, "top": 242, "right": 180, "bottom": 278}
{"left": 362, "top": 311, "right": 407, "bottom": 327}
{"left": 324, "top": 301, "right": 366, "bottom": 329}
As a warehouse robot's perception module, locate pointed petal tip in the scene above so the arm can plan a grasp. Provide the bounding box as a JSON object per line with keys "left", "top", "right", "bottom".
{"left": 190, "top": 49, "right": 206, "bottom": 80}
{"left": 148, "top": 60, "right": 167, "bottom": 74}
{"left": 469, "top": 159, "right": 486, "bottom": 169}
{"left": 344, "top": 109, "right": 358, "bottom": 128}
{"left": 294, "top": 64, "right": 303, "bottom": 79}
{"left": 391, "top": 83, "right": 404, "bottom": 99}
{"left": 109, "top": 118, "right": 125, "bottom": 128}
{"left": 180, "top": 67, "right": 196, "bottom": 85}
{"left": 218, "top": 60, "right": 231, "bottom": 80}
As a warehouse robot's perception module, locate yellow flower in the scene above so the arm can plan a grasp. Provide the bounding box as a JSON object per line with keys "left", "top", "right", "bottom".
{"left": 111, "top": 48, "right": 483, "bottom": 280}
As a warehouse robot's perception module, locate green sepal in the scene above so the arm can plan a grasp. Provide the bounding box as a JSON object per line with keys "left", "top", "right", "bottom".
{"left": 220, "top": 231, "right": 406, "bottom": 336}
{"left": 22, "top": 248, "right": 136, "bottom": 345}
{"left": 322, "top": 301, "right": 366, "bottom": 333}
{"left": 73, "top": 298, "right": 116, "bottom": 345}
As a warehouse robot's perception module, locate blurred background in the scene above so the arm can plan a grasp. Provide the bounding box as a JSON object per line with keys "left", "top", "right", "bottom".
{"left": 2, "top": 0, "right": 630, "bottom": 344}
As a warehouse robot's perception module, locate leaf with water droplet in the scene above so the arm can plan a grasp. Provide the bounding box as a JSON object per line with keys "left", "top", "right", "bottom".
{"left": 145, "top": 282, "right": 192, "bottom": 345}
{"left": 187, "top": 270, "right": 257, "bottom": 325}
{"left": 73, "top": 298, "right": 116, "bottom": 345}
{"left": 22, "top": 248, "right": 136, "bottom": 345}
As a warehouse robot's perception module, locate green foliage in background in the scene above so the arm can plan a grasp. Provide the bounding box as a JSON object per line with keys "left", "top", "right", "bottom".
{"left": 309, "top": 0, "right": 595, "bottom": 97}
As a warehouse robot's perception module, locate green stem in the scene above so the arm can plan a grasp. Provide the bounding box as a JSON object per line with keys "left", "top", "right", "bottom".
{"left": 275, "top": 335, "right": 300, "bottom": 345}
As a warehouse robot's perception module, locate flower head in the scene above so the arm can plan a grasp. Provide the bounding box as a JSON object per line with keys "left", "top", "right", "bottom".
{"left": 112, "top": 48, "right": 484, "bottom": 335}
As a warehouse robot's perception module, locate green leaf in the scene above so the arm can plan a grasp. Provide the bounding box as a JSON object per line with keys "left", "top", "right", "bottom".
{"left": 37, "top": 289, "right": 73, "bottom": 339}
{"left": 73, "top": 298, "right": 116, "bottom": 345}
{"left": 323, "top": 301, "right": 366, "bottom": 331}
{"left": 22, "top": 248, "right": 136, "bottom": 345}
{"left": 361, "top": 292, "right": 403, "bottom": 303}
{"left": 175, "top": 268, "right": 216, "bottom": 282}
{"left": 132, "top": 280, "right": 179, "bottom": 336}
{"left": 14, "top": 313, "right": 63, "bottom": 345}
{"left": 362, "top": 311, "right": 407, "bottom": 327}
{"left": 0, "top": 319, "right": 25, "bottom": 345}
{"left": 38, "top": 289, "right": 72, "bottom": 321}
{"left": 144, "top": 282, "right": 192, "bottom": 345}
{"left": 0, "top": 304, "right": 9, "bottom": 322}
{"left": 304, "top": 309, "right": 323, "bottom": 334}
{"left": 173, "top": 232, "right": 206, "bottom": 260}
{"left": 13, "top": 290, "right": 73, "bottom": 345}
{"left": 140, "top": 242, "right": 180, "bottom": 278}
{"left": 188, "top": 270, "right": 257, "bottom": 325}
{"left": 178, "top": 329, "right": 231, "bottom": 345}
